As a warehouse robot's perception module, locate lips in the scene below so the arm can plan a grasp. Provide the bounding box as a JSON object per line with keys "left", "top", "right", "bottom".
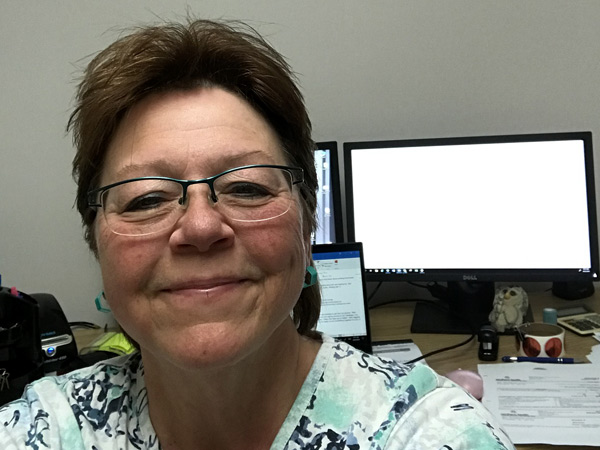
{"left": 159, "top": 277, "right": 249, "bottom": 297}
{"left": 165, "top": 278, "right": 240, "bottom": 290}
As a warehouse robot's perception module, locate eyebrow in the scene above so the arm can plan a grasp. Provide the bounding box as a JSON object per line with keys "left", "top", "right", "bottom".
{"left": 113, "top": 160, "right": 178, "bottom": 180}
{"left": 112, "top": 149, "right": 278, "bottom": 181}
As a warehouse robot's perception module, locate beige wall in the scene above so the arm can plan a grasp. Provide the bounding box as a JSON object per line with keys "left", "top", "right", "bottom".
{"left": 2, "top": 1, "right": 599, "bottom": 324}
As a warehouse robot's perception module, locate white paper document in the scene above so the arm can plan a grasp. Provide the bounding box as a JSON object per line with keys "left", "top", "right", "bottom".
{"left": 589, "top": 343, "right": 600, "bottom": 364}
{"left": 372, "top": 339, "right": 424, "bottom": 365}
{"left": 478, "top": 363, "right": 600, "bottom": 446}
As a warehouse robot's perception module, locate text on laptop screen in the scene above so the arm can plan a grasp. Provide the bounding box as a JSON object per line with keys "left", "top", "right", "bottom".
{"left": 313, "top": 250, "right": 368, "bottom": 338}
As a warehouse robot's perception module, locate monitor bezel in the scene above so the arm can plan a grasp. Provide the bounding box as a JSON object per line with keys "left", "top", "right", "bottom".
{"left": 314, "top": 141, "right": 344, "bottom": 244}
{"left": 344, "top": 131, "right": 599, "bottom": 283}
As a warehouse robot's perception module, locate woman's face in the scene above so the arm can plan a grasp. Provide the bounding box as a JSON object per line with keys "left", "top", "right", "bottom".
{"left": 95, "top": 87, "right": 310, "bottom": 370}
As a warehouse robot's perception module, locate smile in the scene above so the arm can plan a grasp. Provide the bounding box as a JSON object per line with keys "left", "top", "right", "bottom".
{"left": 161, "top": 278, "right": 249, "bottom": 299}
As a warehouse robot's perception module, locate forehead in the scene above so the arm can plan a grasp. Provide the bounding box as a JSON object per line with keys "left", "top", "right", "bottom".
{"left": 101, "top": 87, "right": 285, "bottom": 182}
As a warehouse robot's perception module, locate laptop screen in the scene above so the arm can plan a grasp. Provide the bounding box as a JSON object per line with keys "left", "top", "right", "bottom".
{"left": 312, "top": 242, "right": 372, "bottom": 353}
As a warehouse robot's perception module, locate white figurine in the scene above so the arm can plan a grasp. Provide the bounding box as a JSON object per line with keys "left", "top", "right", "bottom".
{"left": 488, "top": 286, "right": 529, "bottom": 332}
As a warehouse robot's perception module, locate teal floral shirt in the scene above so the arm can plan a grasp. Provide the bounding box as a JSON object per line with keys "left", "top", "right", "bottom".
{"left": 0, "top": 335, "right": 514, "bottom": 449}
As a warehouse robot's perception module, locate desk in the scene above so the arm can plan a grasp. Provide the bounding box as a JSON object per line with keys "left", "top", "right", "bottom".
{"left": 369, "top": 288, "right": 600, "bottom": 450}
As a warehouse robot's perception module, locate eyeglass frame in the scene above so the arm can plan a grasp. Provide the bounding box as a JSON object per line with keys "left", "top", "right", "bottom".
{"left": 87, "top": 164, "right": 304, "bottom": 219}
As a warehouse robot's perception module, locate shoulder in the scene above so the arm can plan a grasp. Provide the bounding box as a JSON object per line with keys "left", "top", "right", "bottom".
{"left": 284, "top": 336, "right": 514, "bottom": 449}
{"left": 1, "top": 352, "right": 140, "bottom": 409}
{"left": 320, "top": 335, "right": 440, "bottom": 399}
{"left": 283, "top": 336, "right": 444, "bottom": 446}
{"left": 385, "top": 380, "right": 515, "bottom": 449}
{"left": 0, "top": 353, "right": 154, "bottom": 449}
{"left": 25, "top": 352, "right": 143, "bottom": 404}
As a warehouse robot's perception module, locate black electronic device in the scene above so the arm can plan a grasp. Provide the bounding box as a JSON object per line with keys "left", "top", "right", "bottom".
{"left": 32, "top": 293, "right": 78, "bottom": 374}
{"left": 0, "top": 286, "right": 44, "bottom": 405}
{"left": 313, "top": 141, "right": 343, "bottom": 244}
{"left": 552, "top": 280, "right": 595, "bottom": 300}
{"left": 312, "top": 242, "right": 372, "bottom": 353}
{"left": 478, "top": 325, "right": 499, "bottom": 361}
{"left": 345, "top": 132, "right": 599, "bottom": 334}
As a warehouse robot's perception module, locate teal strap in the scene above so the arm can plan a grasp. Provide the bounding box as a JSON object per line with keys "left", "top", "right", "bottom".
{"left": 94, "top": 291, "right": 111, "bottom": 313}
{"left": 303, "top": 266, "right": 318, "bottom": 288}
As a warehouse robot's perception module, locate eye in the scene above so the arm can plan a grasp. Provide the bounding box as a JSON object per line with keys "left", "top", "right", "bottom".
{"left": 222, "top": 182, "right": 273, "bottom": 199}
{"left": 123, "top": 192, "right": 174, "bottom": 212}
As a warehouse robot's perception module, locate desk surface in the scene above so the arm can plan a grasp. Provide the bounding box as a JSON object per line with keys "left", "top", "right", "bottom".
{"left": 369, "top": 287, "right": 599, "bottom": 450}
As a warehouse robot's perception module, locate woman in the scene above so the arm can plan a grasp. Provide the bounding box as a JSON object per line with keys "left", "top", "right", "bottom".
{"left": 0, "top": 19, "right": 514, "bottom": 449}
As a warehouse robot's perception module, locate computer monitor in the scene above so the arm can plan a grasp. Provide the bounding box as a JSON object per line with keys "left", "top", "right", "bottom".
{"left": 313, "top": 141, "right": 343, "bottom": 244}
{"left": 344, "top": 132, "right": 599, "bottom": 333}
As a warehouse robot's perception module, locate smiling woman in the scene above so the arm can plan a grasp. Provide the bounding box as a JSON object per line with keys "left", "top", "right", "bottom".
{"left": 0, "top": 18, "right": 515, "bottom": 450}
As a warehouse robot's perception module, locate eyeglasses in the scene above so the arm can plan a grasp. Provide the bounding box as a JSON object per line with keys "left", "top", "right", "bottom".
{"left": 87, "top": 164, "right": 304, "bottom": 237}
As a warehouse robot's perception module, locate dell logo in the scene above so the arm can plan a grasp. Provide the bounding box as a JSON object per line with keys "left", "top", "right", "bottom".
{"left": 463, "top": 275, "right": 478, "bottom": 281}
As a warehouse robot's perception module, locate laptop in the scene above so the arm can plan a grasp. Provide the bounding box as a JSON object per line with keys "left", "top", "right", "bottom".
{"left": 312, "top": 242, "right": 373, "bottom": 353}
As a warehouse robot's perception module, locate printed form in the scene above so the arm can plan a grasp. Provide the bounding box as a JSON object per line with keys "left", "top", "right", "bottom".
{"left": 478, "top": 363, "right": 600, "bottom": 446}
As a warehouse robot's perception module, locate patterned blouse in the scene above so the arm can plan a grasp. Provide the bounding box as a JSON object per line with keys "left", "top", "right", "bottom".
{"left": 0, "top": 335, "right": 514, "bottom": 449}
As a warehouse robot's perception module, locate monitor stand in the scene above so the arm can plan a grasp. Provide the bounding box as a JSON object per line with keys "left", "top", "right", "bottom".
{"left": 410, "top": 281, "right": 534, "bottom": 334}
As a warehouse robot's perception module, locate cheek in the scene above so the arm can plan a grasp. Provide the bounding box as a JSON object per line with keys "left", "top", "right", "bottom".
{"left": 95, "top": 223, "right": 158, "bottom": 301}
{"left": 242, "top": 208, "right": 308, "bottom": 283}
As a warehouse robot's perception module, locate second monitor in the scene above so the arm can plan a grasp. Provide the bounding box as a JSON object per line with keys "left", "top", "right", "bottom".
{"left": 313, "top": 141, "right": 343, "bottom": 244}
{"left": 344, "top": 132, "right": 599, "bottom": 333}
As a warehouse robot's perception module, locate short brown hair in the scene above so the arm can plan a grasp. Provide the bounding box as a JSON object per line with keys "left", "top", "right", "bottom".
{"left": 68, "top": 18, "right": 320, "bottom": 335}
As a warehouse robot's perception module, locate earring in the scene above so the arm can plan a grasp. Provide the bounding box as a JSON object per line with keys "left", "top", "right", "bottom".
{"left": 303, "top": 266, "right": 318, "bottom": 288}
{"left": 95, "top": 291, "right": 111, "bottom": 313}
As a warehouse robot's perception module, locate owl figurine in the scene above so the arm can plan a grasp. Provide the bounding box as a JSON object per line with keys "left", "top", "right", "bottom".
{"left": 488, "top": 286, "right": 529, "bottom": 332}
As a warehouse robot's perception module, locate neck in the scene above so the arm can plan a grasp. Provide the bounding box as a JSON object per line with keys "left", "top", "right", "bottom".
{"left": 142, "top": 321, "right": 320, "bottom": 450}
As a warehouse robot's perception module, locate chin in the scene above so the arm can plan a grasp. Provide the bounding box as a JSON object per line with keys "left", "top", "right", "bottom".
{"left": 140, "top": 323, "right": 267, "bottom": 371}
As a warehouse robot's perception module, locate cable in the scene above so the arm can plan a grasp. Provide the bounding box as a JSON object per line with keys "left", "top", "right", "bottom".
{"left": 367, "top": 281, "right": 383, "bottom": 304}
{"left": 69, "top": 321, "right": 101, "bottom": 330}
{"left": 369, "top": 297, "right": 431, "bottom": 309}
{"left": 403, "top": 333, "right": 476, "bottom": 365}
{"left": 368, "top": 281, "right": 479, "bottom": 363}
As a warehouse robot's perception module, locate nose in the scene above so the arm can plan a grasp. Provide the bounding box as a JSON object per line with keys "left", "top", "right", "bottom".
{"left": 169, "top": 185, "right": 234, "bottom": 252}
